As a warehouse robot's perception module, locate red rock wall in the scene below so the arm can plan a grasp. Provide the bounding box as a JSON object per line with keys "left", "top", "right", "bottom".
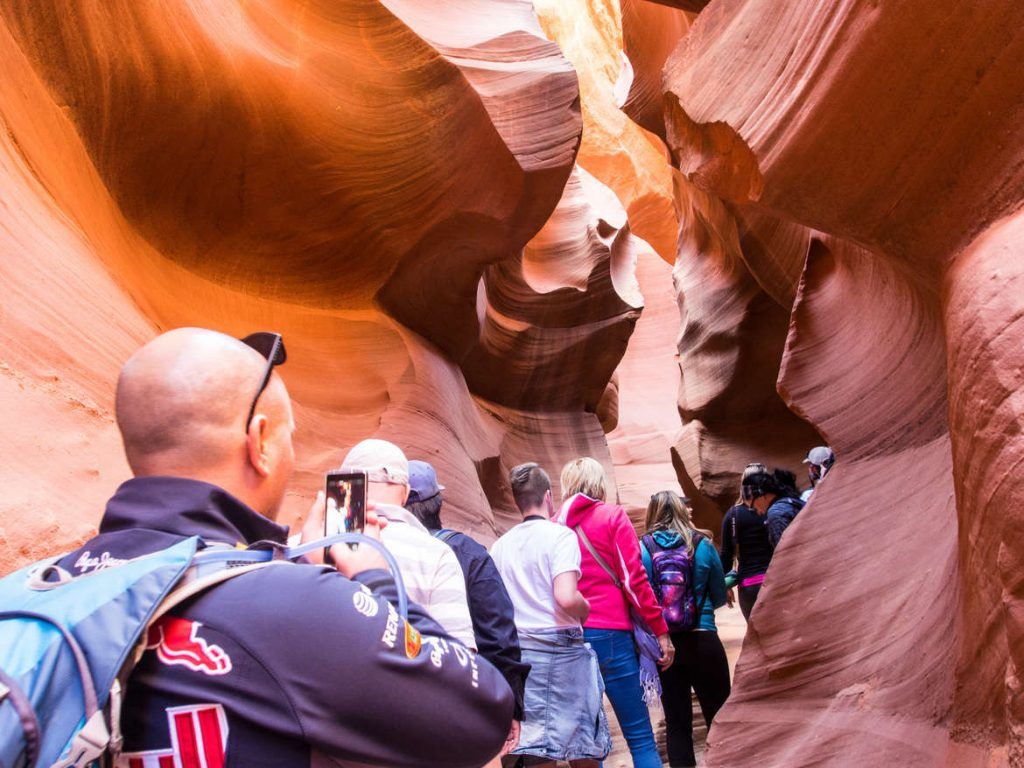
{"left": 654, "top": 0, "right": 1024, "bottom": 764}
{"left": 0, "top": 0, "right": 654, "bottom": 569}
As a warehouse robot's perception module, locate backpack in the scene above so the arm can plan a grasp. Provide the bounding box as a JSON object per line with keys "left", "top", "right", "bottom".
{"left": 0, "top": 532, "right": 406, "bottom": 768}
{"left": 642, "top": 533, "right": 708, "bottom": 632}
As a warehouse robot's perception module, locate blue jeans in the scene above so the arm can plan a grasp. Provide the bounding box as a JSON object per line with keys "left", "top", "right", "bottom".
{"left": 583, "top": 628, "right": 662, "bottom": 768}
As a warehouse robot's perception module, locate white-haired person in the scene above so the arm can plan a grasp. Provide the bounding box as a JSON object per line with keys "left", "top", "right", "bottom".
{"left": 338, "top": 439, "right": 476, "bottom": 649}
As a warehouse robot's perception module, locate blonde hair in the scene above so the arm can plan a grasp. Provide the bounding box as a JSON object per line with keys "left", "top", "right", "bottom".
{"left": 644, "top": 491, "right": 711, "bottom": 554}
{"left": 560, "top": 457, "right": 608, "bottom": 502}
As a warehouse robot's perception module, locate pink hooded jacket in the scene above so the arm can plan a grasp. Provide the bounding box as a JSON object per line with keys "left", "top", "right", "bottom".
{"left": 559, "top": 493, "right": 669, "bottom": 636}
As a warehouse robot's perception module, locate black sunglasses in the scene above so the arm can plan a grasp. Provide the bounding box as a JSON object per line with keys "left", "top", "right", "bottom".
{"left": 240, "top": 332, "right": 287, "bottom": 433}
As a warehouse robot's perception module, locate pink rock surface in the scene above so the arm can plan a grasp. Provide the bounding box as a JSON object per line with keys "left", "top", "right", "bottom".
{"left": 660, "top": 0, "right": 1024, "bottom": 764}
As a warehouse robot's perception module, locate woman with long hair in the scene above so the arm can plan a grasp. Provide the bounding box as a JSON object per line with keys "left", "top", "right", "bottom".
{"left": 719, "top": 463, "right": 773, "bottom": 620}
{"left": 641, "top": 491, "right": 730, "bottom": 768}
{"left": 558, "top": 458, "right": 671, "bottom": 768}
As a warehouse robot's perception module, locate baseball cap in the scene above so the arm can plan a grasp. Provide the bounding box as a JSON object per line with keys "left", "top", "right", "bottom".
{"left": 340, "top": 439, "right": 409, "bottom": 485}
{"left": 803, "top": 446, "right": 835, "bottom": 467}
{"left": 408, "top": 460, "right": 445, "bottom": 503}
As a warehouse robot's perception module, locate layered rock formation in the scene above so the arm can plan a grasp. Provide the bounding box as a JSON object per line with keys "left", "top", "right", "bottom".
{"left": 652, "top": 0, "right": 1024, "bottom": 764}
{"left": 0, "top": 0, "right": 657, "bottom": 569}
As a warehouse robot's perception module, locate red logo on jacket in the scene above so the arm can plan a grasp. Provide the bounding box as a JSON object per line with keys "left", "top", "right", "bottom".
{"left": 145, "top": 617, "right": 232, "bottom": 676}
{"left": 117, "top": 703, "right": 228, "bottom": 768}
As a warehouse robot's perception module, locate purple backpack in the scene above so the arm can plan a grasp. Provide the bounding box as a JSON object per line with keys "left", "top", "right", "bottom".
{"left": 642, "top": 533, "right": 708, "bottom": 632}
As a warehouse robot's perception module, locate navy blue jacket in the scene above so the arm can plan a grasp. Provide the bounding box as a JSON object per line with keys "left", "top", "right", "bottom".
{"left": 433, "top": 529, "right": 530, "bottom": 720}
{"left": 766, "top": 496, "right": 805, "bottom": 549}
{"left": 58, "top": 477, "right": 513, "bottom": 768}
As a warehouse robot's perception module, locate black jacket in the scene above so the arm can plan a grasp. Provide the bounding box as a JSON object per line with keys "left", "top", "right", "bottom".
{"left": 58, "top": 477, "right": 513, "bottom": 768}
{"left": 719, "top": 503, "right": 773, "bottom": 580}
{"left": 766, "top": 496, "right": 805, "bottom": 549}
{"left": 433, "top": 529, "right": 530, "bottom": 720}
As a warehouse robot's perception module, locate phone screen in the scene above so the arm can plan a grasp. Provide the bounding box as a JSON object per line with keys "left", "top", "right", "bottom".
{"left": 325, "top": 471, "right": 367, "bottom": 537}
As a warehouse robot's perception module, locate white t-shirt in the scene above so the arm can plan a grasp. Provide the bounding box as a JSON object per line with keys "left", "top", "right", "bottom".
{"left": 490, "top": 518, "right": 582, "bottom": 632}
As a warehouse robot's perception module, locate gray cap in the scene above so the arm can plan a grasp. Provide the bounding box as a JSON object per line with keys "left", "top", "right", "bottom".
{"left": 803, "top": 446, "right": 835, "bottom": 466}
{"left": 340, "top": 439, "right": 409, "bottom": 485}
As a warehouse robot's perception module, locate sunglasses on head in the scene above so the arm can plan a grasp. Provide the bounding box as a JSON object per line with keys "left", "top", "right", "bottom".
{"left": 240, "top": 332, "right": 287, "bottom": 433}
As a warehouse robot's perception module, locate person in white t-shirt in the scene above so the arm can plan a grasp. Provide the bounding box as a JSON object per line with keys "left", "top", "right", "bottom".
{"left": 490, "top": 463, "right": 610, "bottom": 767}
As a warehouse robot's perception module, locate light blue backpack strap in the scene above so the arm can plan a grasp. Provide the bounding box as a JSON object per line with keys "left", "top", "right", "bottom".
{"left": 433, "top": 529, "right": 458, "bottom": 544}
{"left": 286, "top": 534, "right": 409, "bottom": 619}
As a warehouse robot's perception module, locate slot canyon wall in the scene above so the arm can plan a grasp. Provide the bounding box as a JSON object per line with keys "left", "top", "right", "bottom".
{"left": 642, "top": 0, "right": 1024, "bottom": 765}
{"left": 2, "top": 0, "right": 1024, "bottom": 765}
{"left": 0, "top": 0, "right": 683, "bottom": 570}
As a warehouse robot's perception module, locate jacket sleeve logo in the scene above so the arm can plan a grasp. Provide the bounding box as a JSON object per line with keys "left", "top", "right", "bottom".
{"left": 116, "top": 703, "right": 228, "bottom": 768}
{"left": 145, "top": 617, "right": 232, "bottom": 675}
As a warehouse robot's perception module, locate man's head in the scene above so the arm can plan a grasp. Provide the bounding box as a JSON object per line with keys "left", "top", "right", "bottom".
{"left": 115, "top": 328, "right": 296, "bottom": 518}
{"left": 803, "top": 446, "right": 835, "bottom": 487}
{"left": 406, "top": 460, "right": 445, "bottom": 530}
{"left": 340, "top": 439, "right": 410, "bottom": 507}
{"left": 509, "top": 462, "right": 552, "bottom": 517}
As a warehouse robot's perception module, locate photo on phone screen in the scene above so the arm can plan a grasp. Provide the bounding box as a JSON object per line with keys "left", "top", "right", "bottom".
{"left": 325, "top": 471, "right": 367, "bottom": 543}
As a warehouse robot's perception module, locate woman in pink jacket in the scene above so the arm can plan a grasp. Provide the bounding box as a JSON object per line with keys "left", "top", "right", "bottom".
{"left": 559, "top": 458, "right": 673, "bottom": 768}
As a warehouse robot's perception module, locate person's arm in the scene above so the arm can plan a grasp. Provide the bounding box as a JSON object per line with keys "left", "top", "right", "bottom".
{"left": 700, "top": 539, "right": 728, "bottom": 610}
{"left": 640, "top": 538, "right": 656, "bottom": 591}
{"left": 553, "top": 570, "right": 590, "bottom": 622}
{"left": 719, "top": 508, "right": 736, "bottom": 571}
{"left": 464, "top": 547, "right": 531, "bottom": 721}
{"left": 610, "top": 511, "right": 669, "bottom": 636}
{"left": 429, "top": 548, "right": 478, "bottom": 650}
{"left": 767, "top": 506, "right": 790, "bottom": 549}
{"left": 253, "top": 565, "right": 512, "bottom": 768}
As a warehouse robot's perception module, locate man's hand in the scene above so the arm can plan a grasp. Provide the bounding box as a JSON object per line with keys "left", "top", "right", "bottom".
{"left": 657, "top": 633, "right": 675, "bottom": 670}
{"left": 328, "top": 507, "right": 390, "bottom": 578}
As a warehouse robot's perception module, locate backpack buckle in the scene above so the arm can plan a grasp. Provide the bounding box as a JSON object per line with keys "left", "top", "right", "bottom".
{"left": 50, "top": 710, "right": 109, "bottom": 768}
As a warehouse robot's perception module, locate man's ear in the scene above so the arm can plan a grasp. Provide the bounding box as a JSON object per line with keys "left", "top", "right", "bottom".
{"left": 401, "top": 483, "right": 411, "bottom": 505}
{"left": 246, "top": 414, "right": 272, "bottom": 478}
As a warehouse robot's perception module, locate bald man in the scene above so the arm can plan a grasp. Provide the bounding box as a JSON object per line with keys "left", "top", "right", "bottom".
{"left": 54, "top": 328, "right": 513, "bottom": 768}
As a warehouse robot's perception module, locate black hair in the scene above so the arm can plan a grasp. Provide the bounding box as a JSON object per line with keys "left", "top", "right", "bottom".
{"left": 406, "top": 493, "right": 443, "bottom": 530}
{"left": 509, "top": 462, "right": 551, "bottom": 512}
{"left": 742, "top": 468, "right": 801, "bottom": 502}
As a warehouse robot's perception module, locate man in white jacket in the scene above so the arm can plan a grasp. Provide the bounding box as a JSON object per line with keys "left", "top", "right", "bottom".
{"left": 340, "top": 439, "right": 476, "bottom": 649}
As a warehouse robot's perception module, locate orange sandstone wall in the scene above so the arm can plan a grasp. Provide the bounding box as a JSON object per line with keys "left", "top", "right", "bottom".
{"left": 0, "top": 0, "right": 653, "bottom": 570}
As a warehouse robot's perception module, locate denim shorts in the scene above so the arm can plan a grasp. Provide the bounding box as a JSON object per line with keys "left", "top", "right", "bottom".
{"left": 512, "top": 628, "right": 611, "bottom": 761}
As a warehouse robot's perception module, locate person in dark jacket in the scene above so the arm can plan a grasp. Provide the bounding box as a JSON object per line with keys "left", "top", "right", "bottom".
{"left": 742, "top": 468, "right": 806, "bottom": 549}
{"left": 405, "top": 460, "right": 530, "bottom": 762}
{"left": 719, "top": 463, "right": 773, "bottom": 620}
{"left": 55, "top": 328, "right": 513, "bottom": 768}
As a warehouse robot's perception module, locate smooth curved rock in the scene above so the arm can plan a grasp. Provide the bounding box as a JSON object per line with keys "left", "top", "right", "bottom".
{"left": 0, "top": 0, "right": 591, "bottom": 569}
{"left": 534, "top": 0, "right": 678, "bottom": 265}
{"left": 662, "top": 0, "right": 1024, "bottom": 764}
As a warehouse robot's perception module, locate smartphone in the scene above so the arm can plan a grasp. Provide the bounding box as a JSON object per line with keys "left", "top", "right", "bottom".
{"left": 324, "top": 471, "right": 367, "bottom": 564}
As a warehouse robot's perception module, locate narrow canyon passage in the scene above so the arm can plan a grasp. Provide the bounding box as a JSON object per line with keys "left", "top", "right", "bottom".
{"left": 1, "top": 0, "right": 1023, "bottom": 766}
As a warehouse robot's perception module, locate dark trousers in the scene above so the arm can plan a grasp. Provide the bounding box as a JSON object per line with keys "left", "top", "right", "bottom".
{"left": 659, "top": 631, "right": 731, "bottom": 767}
{"left": 738, "top": 583, "right": 762, "bottom": 620}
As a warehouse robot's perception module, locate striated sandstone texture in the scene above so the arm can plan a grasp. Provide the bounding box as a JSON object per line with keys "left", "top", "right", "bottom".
{"left": 0, "top": 0, "right": 670, "bottom": 570}
{"left": 656, "top": 0, "right": 1024, "bottom": 765}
